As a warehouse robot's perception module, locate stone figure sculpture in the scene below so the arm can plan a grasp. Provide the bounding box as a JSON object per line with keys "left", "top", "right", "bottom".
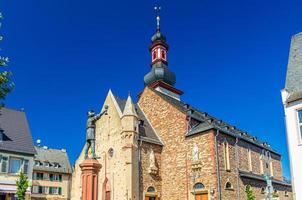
{"left": 84, "top": 105, "right": 109, "bottom": 159}
{"left": 150, "top": 149, "right": 156, "bottom": 168}
{"left": 192, "top": 143, "right": 199, "bottom": 162}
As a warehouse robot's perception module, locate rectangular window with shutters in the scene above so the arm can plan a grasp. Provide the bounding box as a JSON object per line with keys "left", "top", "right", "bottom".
{"left": 52, "top": 187, "right": 59, "bottom": 195}
{"left": 36, "top": 172, "right": 44, "bottom": 180}
{"left": 44, "top": 186, "right": 49, "bottom": 194}
{"left": 51, "top": 174, "right": 61, "bottom": 181}
{"left": 1, "top": 156, "right": 8, "bottom": 173}
{"left": 38, "top": 186, "right": 43, "bottom": 194}
{"left": 32, "top": 186, "right": 39, "bottom": 193}
{"left": 44, "top": 173, "right": 49, "bottom": 180}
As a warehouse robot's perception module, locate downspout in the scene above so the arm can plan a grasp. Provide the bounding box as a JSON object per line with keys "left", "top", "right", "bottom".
{"left": 235, "top": 137, "right": 241, "bottom": 200}
{"left": 215, "top": 129, "right": 221, "bottom": 200}
{"left": 186, "top": 152, "right": 189, "bottom": 200}
{"left": 186, "top": 107, "right": 191, "bottom": 200}
{"left": 138, "top": 138, "right": 143, "bottom": 200}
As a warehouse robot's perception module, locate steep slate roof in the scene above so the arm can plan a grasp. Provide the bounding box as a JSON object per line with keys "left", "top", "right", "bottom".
{"left": 239, "top": 170, "right": 291, "bottom": 187}
{"left": 151, "top": 89, "right": 280, "bottom": 155}
{"left": 115, "top": 96, "right": 163, "bottom": 146}
{"left": 285, "top": 32, "right": 302, "bottom": 102}
{"left": 34, "top": 146, "right": 72, "bottom": 174}
{"left": 0, "top": 107, "right": 36, "bottom": 155}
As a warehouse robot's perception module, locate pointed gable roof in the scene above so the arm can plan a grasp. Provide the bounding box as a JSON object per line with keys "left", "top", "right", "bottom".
{"left": 122, "top": 95, "right": 138, "bottom": 117}
{"left": 114, "top": 95, "right": 163, "bottom": 146}
{"left": 0, "top": 107, "right": 36, "bottom": 155}
{"left": 285, "top": 32, "right": 302, "bottom": 93}
{"left": 284, "top": 32, "right": 302, "bottom": 102}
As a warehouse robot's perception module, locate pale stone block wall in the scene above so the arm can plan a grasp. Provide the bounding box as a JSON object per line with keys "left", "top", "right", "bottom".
{"left": 71, "top": 91, "right": 139, "bottom": 200}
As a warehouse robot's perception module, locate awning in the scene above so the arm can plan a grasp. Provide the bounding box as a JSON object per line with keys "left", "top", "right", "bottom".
{"left": 0, "top": 184, "right": 31, "bottom": 194}
{"left": 0, "top": 184, "right": 17, "bottom": 194}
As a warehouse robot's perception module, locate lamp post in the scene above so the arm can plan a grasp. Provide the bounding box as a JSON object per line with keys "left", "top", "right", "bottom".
{"left": 263, "top": 151, "right": 273, "bottom": 200}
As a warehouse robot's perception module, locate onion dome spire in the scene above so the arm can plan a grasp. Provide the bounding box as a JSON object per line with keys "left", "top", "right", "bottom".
{"left": 143, "top": 7, "right": 183, "bottom": 100}
{"left": 144, "top": 7, "right": 176, "bottom": 86}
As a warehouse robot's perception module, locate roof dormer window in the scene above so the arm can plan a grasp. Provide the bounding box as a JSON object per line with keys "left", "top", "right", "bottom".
{"left": 0, "top": 130, "right": 3, "bottom": 142}
{"left": 45, "top": 162, "right": 50, "bottom": 167}
{"left": 54, "top": 163, "right": 60, "bottom": 168}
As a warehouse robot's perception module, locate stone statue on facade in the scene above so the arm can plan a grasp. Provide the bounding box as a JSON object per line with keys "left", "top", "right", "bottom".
{"left": 84, "top": 105, "right": 109, "bottom": 159}
{"left": 192, "top": 143, "right": 199, "bottom": 162}
{"left": 150, "top": 149, "right": 156, "bottom": 168}
{"left": 148, "top": 149, "right": 158, "bottom": 175}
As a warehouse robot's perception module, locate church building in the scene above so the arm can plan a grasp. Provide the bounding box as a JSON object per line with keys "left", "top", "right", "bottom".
{"left": 71, "top": 15, "right": 292, "bottom": 200}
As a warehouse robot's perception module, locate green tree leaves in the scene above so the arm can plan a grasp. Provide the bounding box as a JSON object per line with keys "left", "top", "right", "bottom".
{"left": 0, "top": 12, "right": 13, "bottom": 105}
{"left": 245, "top": 185, "right": 255, "bottom": 200}
{"left": 16, "top": 172, "right": 29, "bottom": 200}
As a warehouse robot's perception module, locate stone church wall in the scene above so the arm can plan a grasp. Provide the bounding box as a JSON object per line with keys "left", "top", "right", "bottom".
{"left": 139, "top": 141, "right": 162, "bottom": 199}
{"left": 138, "top": 88, "right": 218, "bottom": 200}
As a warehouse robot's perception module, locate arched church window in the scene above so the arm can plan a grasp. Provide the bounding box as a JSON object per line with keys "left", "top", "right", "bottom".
{"left": 162, "top": 50, "right": 166, "bottom": 59}
{"left": 153, "top": 51, "right": 157, "bottom": 60}
{"left": 225, "top": 182, "right": 233, "bottom": 190}
{"left": 223, "top": 141, "right": 230, "bottom": 171}
{"left": 147, "top": 186, "right": 156, "bottom": 193}
{"left": 193, "top": 183, "right": 205, "bottom": 190}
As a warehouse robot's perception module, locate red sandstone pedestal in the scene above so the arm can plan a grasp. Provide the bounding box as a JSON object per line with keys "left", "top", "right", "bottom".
{"left": 80, "top": 159, "right": 102, "bottom": 200}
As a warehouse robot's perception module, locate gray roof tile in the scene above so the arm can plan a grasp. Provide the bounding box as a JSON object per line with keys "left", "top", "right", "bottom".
{"left": 0, "top": 107, "right": 36, "bottom": 155}
{"left": 285, "top": 32, "right": 302, "bottom": 93}
{"left": 34, "top": 146, "right": 72, "bottom": 174}
{"left": 151, "top": 89, "right": 280, "bottom": 155}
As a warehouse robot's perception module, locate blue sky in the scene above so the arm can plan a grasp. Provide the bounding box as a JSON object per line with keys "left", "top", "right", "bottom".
{"left": 1, "top": 0, "right": 301, "bottom": 179}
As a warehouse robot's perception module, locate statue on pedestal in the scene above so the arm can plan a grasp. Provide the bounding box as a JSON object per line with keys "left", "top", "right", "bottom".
{"left": 84, "top": 105, "right": 108, "bottom": 159}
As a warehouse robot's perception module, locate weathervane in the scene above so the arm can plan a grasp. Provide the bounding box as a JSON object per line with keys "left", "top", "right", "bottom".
{"left": 154, "top": 6, "right": 161, "bottom": 31}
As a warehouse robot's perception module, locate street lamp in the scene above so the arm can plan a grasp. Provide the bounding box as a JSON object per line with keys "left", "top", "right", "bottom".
{"left": 263, "top": 151, "right": 273, "bottom": 200}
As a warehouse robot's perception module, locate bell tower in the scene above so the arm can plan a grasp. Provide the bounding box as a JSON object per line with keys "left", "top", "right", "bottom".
{"left": 144, "top": 6, "right": 183, "bottom": 100}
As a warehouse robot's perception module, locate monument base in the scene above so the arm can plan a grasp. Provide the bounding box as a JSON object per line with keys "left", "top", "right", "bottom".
{"left": 80, "top": 159, "right": 102, "bottom": 200}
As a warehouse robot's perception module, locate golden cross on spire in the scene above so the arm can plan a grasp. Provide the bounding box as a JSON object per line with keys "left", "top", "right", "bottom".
{"left": 154, "top": 6, "right": 161, "bottom": 31}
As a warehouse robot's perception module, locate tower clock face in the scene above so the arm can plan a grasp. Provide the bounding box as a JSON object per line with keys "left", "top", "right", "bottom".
{"left": 108, "top": 148, "right": 114, "bottom": 158}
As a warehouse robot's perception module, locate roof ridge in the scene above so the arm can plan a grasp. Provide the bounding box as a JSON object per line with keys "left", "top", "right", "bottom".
{"left": 149, "top": 87, "right": 279, "bottom": 154}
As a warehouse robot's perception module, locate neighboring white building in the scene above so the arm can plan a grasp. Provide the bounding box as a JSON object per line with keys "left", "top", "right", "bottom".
{"left": 281, "top": 32, "right": 302, "bottom": 200}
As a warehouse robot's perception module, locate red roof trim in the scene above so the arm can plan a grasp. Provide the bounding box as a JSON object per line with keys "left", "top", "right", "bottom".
{"left": 148, "top": 80, "right": 184, "bottom": 95}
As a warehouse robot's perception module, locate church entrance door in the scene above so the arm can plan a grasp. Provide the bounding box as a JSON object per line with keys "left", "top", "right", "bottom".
{"left": 195, "top": 193, "right": 208, "bottom": 200}
{"left": 144, "top": 197, "right": 157, "bottom": 200}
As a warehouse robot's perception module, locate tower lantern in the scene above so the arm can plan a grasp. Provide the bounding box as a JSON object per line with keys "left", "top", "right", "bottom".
{"left": 143, "top": 6, "right": 183, "bottom": 100}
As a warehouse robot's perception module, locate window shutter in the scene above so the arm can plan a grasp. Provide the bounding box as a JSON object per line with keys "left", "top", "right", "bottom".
{"left": 59, "top": 187, "right": 62, "bottom": 195}
{"left": 59, "top": 174, "right": 62, "bottom": 182}
{"left": 49, "top": 187, "right": 52, "bottom": 194}
{"left": 50, "top": 174, "right": 53, "bottom": 181}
